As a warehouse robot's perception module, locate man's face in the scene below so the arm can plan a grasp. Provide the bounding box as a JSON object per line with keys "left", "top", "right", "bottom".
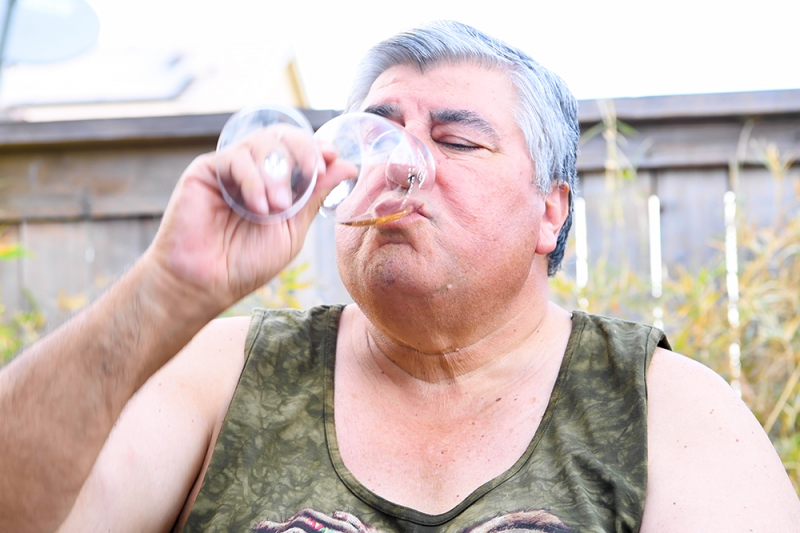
{"left": 335, "top": 62, "right": 561, "bottom": 338}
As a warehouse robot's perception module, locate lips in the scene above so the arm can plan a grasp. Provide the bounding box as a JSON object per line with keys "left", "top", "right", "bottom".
{"left": 379, "top": 197, "right": 430, "bottom": 223}
{"left": 344, "top": 195, "right": 428, "bottom": 227}
{"left": 373, "top": 195, "right": 411, "bottom": 218}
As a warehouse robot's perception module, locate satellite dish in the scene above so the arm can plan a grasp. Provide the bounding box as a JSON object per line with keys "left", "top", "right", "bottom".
{"left": 1, "top": 0, "right": 99, "bottom": 65}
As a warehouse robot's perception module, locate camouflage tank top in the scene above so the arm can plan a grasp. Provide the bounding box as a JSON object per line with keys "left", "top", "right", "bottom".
{"left": 183, "top": 305, "right": 669, "bottom": 533}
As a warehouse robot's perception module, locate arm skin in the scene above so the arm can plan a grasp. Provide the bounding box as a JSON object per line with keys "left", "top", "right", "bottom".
{"left": 641, "top": 347, "right": 800, "bottom": 531}
{"left": 0, "top": 255, "right": 215, "bottom": 533}
{"left": 56, "top": 315, "right": 251, "bottom": 533}
{"left": 0, "top": 142, "right": 347, "bottom": 533}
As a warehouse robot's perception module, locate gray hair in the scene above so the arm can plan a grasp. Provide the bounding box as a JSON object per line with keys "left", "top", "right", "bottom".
{"left": 345, "top": 20, "right": 579, "bottom": 276}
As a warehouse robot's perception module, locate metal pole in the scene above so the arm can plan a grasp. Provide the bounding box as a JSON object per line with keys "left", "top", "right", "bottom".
{"left": 0, "top": 0, "right": 18, "bottom": 108}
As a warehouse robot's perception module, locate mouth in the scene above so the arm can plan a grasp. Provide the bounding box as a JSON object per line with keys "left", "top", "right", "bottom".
{"left": 340, "top": 197, "right": 428, "bottom": 227}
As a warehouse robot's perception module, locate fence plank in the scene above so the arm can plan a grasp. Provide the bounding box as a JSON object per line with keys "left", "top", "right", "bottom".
{"left": 656, "top": 169, "right": 729, "bottom": 272}
{"left": 737, "top": 167, "right": 800, "bottom": 228}
{"left": 578, "top": 118, "right": 800, "bottom": 173}
{"left": 579, "top": 171, "right": 654, "bottom": 278}
{"left": 0, "top": 145, "right": 208, "bottom": 222}
{"left": 87, "top": 217, "right": 162, "bottom": 295}
{"left": 0, "top": 109, "right": 339, "bottom": 150}
{"left": 578, "top": 89, "right": 800, "bottom": 123}
{"left": 20, "top": 221, "right": 92, "bottom": 328}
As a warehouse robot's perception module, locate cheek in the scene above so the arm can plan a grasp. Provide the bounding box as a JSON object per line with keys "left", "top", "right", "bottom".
{"left": 449, "top": 182, "right": 544, "bottom": 280}
{"left": 436, "top": 154, "right": 538, "bottom": 218}
{"left": 439, "top": 175, "right": 541, "bottom": 241}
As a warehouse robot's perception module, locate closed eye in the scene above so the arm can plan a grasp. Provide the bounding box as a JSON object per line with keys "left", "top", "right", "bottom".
{"left": 438, "top": 140, "right": 481, "bottom": 152}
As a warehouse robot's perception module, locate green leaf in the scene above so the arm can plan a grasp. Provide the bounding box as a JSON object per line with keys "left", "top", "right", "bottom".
{"left": 0, "top": 244, "right": 29, "bottom": 261}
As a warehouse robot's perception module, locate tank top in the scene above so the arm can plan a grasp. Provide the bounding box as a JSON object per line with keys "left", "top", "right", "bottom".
{"left": 183, "top": 305, "right": 669, "bottom": 533}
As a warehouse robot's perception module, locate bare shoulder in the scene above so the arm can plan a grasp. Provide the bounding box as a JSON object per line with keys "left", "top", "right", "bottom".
{"left": 641, "top": 347, "right": 800, "bottom": 532}
{"left": 142, "top": 314, "right": 251, "bottom": 426}
{"left": 167, "top": 315, "right": 252, "bottom": 401}
{"left": 57, "top": 315, "right": 251, "bottom": 533}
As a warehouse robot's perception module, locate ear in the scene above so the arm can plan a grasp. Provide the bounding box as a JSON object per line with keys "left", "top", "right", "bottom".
{"left": 535, "top": 183, "right": 570, "bottom": 255}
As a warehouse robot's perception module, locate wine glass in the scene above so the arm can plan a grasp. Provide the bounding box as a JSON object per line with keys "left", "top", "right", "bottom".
{"left": 216, "top": 104, "right": 435, "bottom": 225}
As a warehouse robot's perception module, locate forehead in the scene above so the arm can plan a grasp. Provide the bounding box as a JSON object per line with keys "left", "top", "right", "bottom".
{"left": 360, "top": 62, "right": 518, "bottom": 125}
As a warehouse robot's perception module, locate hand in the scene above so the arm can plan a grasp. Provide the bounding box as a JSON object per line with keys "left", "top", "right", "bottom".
{"left": 217, "top": 125, "right": 321, "bottom": 218}
{"left": 145, "top": 131, "right": 352, "bottom": 316}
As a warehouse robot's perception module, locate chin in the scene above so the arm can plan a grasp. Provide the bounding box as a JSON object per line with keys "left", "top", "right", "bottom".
{"left": 368, "top": 253, "right": 433, "bottom": 293}
{"left": 343, "top": 251, "right": 440, "bottom": 309}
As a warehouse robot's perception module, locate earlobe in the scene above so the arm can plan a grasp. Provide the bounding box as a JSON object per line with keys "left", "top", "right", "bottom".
{"left": 535, "top": 183, "right": 570, "bottom": 255}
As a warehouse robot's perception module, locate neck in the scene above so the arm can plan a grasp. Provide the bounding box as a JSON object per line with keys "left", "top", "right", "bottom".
{"left": 346, "top": 297, "right": 570, "bottom": 388}
{"left": 356, "top": 256, "right": 560, "bottom": 375}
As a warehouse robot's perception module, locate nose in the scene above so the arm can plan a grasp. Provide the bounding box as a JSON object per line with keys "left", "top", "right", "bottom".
{"left": 402, "top": 127, "right": 449, "bottom": 192}
{"left": 385, "top": 127, "right": 435, "bottom": 195}
{"left": 400, "top": 120, "right": 435, "bottom": 154}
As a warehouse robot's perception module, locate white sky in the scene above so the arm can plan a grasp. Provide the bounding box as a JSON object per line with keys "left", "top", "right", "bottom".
{"left": 7, "top": 0, "right": 800, "bottom": 113}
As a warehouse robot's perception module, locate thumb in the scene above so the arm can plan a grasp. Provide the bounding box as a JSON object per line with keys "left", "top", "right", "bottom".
{"left": 308, "top": 145, "right": 358, "bottom": 212}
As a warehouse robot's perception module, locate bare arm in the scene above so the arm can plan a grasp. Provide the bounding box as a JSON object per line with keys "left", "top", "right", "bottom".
{"left": 0, "top": 256, "right": 216, "bottom": 533}
{"left": 0, "top": 142, "right": 347, "bottom": 533}
{"left": 56, "top": 316, "right": 250, "bottom": 533}
{"left": 641, "top": 347, "right": 800, "bottom": 531}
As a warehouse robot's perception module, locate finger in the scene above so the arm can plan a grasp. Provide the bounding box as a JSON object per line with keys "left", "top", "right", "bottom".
{"left": 248, "top": 126, "right": 317, "bottom": 214}
{"left": 216, "top": 145, "right": 269, "bottom": 215}
{"left": 257, "top": 147, "right": 293, "bottom": 213}
{"left": 235, "top": 152, "right": 271, "bottom": 214}
{"left": 245, "top": 129, "right": 294, "bottom": 214}
{"left": 315, "top": 141, "right": 359, "bottom": 196}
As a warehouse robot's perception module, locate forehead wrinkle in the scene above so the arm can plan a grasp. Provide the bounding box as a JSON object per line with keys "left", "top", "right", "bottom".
{"left": 430, "top": 108, "right": 499, "bottom": 141}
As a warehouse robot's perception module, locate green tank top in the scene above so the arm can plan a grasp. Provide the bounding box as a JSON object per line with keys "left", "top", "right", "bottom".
{"left": 183, "top": 305, "right": 669, "bottom": 533}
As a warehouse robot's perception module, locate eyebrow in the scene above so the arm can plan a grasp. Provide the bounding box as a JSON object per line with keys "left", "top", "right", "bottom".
{"left": 362, "top": 103, "right": 500, "bottom": 141}
{"left": 431, "top": 109, "right": 499, "bottom": 140}
{"left": 363, "top": 102, "right": 401, "bottom": 120}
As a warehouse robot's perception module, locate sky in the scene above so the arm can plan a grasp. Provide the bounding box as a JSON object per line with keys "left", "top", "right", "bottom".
{"left": 3, "top": 0, "right": 800, "bottom": 114}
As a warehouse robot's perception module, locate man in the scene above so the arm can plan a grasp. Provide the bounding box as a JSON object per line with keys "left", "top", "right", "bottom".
{"left": 1, "top": 20, "right": 798, "bottom": 533}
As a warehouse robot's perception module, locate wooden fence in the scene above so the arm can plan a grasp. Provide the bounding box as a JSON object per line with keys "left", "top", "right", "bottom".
{"left": 1, "top": 91, "right": 798, "bottom": 331}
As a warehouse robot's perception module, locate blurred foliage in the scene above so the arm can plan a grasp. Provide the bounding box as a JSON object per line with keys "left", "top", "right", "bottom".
{"left": 222, "top": 262, "right": 313, "bottom": 317}
{"left": 0, "top": 237, "right": 45, "bottom": 366}
{"left": 552, "top": 105, "right": 800, "bottom": 493}
{"left": 0, "top": 231, "right": 313, "bottom": 366}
